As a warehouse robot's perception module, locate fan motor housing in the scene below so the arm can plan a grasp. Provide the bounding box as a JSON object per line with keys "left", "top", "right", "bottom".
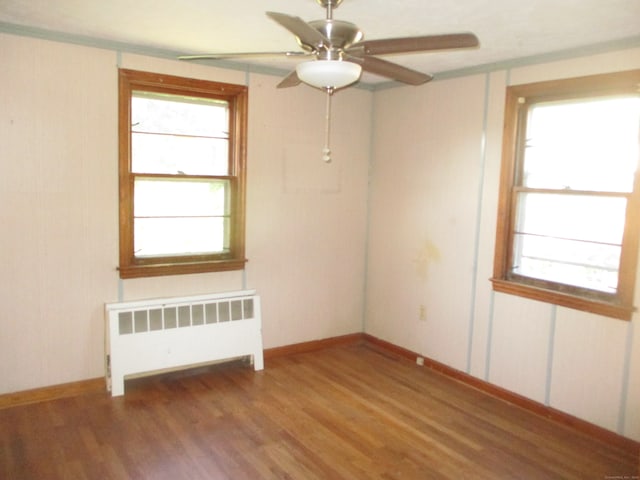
{"left": 308, "top": 19, "right": 363, "bottom": 52}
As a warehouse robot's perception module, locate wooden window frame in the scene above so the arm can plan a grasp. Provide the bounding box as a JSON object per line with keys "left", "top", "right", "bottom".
{"left": 492, "top": 70, "right": 640, "bottom": 320}
{"left": 118, "top": 69, "right": 248, "bottom": 279}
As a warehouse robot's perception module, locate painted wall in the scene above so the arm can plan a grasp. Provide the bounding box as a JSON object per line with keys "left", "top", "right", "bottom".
{"left": 0, "top": 33, "right": 371, "bottom": 394}
{"left": 365, "top": 47, "right": 640, "bottom": 441}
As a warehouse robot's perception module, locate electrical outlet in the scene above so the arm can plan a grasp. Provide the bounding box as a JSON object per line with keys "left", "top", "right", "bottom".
{"left": 419, "top": 304, "right": 427, "bottom": 321}
{"left": 416, "top": 356, "right": 425, "bottom": 366}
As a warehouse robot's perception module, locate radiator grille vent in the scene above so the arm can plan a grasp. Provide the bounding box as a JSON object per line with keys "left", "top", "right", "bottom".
{"left": 118, "top": 298, "right": 254, "bottom": 335}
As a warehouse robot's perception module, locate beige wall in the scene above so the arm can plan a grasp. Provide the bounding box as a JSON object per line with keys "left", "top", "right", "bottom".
{"left": 1, "top": 30, "right": 639, "bottom": 442}
{"left": 0, "top": 33, "right": 371, "bottom": 394}
{"left": 366, "top": 47, "right": 640, "bottom": 441}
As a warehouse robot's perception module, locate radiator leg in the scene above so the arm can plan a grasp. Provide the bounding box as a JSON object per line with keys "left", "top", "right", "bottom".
{"left": 110, "top": 367, "right": 125, "bottom": 396}
{"left": 253, "top": 350, "right": 264, "bottom": 371}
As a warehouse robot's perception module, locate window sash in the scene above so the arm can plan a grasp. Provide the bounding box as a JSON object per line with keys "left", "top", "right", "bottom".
{"left": 133, "top": 176, "right": 232, "bottom": 259}
{"left": 519, "top": 97, "right": 639, "bottom": 193}
{"left": 508, "top": 190, "right": 628, "bottom": 299}
{"left": 130, "top": 91, "right": 230, "bottom": 176}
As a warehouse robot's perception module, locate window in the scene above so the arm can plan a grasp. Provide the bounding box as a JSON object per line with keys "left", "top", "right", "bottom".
{"left": 492, "top": 70, "right": 640, "bottom": 320}
{"left": 118, "top": 69, "right": 248, "bottom": 278}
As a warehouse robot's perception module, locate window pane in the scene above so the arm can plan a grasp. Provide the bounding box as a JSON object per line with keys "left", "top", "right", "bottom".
{"left": 133, "top": 178, "right": 230, "bottom": 257}
{"left": 513, "top": 192, "right": 626, "bottom": 292}
{"left": 523, "top": 97, "right": 639, "bottom": 192}
{"left": 132, "top": 91, "right": 229, "bottom": 175}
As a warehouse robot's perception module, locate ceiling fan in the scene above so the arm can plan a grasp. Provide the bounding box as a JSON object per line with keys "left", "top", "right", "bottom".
{"left": 180, "top": 0, "right": 479, "bottom": 90}
{"left": 180, "top": 0, "right": 479, "bottom": 162}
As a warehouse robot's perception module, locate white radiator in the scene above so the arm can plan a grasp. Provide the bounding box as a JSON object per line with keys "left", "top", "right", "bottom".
{"left": 105, "top": 290, "right": 263, "bottom": 396}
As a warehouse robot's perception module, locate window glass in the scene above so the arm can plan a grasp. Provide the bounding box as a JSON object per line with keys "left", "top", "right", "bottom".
{"left": 513, "top": 193, "right": 626, "bottom": 293}
{"left": 522, "top": 97, "right": 639, "bottom": 192}
{"left": 131, "top": 92, "right": 230, "bottom": 176}
{"left": 133, "top": 178, "right": 230, "bottom": 257}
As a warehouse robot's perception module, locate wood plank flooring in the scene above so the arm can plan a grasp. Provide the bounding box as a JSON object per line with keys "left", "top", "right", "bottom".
{"left": 1, "top": 343, "right": 637, "bottom": 479}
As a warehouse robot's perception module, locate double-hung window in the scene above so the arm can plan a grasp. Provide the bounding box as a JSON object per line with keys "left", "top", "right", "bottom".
{"left": 118, "top": 69, "right": 248, "bottom": 278}
{"left": 492, "top": 70, "right": 640, "bottom": 320}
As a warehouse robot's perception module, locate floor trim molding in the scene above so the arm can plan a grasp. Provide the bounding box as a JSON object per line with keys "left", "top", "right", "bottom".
{"left": 2, "top": 332, "right": 638, "bottom": 459}
{"left": 264, "top": 333, "right": 364, "bottom": 359}
{"left": 362, "top": 333, "right": 640, "bottom": 456}
{"left": 0, "top": 378, "right": 105, "bottom": 410}
{"left": 0, "top": 333, "right": 365, "bottom": 410}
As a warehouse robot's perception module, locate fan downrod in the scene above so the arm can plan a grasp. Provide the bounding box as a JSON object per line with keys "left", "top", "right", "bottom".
{"left": 317, "top": 0, "right": 342, "bottom": 19}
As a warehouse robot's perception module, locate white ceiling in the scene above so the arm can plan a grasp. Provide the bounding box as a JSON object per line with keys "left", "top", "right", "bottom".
{"left": 1, "top": 0, "right": 640, "bottom": 86}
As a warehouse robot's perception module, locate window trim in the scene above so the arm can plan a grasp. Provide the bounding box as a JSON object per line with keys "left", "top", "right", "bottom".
{"left": 492, "top": 69, "right": 640, "bottom": 320}
{"left": 118, "top": 69, "right": 248, "bottom": 279}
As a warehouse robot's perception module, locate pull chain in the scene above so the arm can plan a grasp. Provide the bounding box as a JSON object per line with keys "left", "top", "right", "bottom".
{"left": 322, "top": 87, "right": 334, "bottom": 163}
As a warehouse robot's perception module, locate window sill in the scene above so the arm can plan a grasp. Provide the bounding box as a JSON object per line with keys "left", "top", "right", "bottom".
{"left": 119, "top": 258, "right": 247, "bottom": 279}
{"left": 490, "top": 278, "right": 634, "bottom": 321}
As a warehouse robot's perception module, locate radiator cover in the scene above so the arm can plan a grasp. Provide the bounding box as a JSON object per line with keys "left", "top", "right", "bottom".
{"left": 105, "top": 290, "right": 264, "bottom": 396}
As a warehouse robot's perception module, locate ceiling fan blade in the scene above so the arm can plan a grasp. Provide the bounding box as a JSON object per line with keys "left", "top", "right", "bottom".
{"left": 179, "top": 51, "right": 309, "bottom": 61}
{"left": 347, "top": 55, "right": 432, "bottom": 85}
{"left": 266, "top": 11, "right": 330, "bottom": 49}
{"left": 277, "top": 70, "right": 302, "bottom": 89}
{"left": 347, "top": 33, "right": 479, "bottom": 56}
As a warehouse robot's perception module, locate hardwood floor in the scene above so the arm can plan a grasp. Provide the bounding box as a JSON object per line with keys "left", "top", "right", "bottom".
{"left": 1, "top": 343, "right": 637, "bottom": 479}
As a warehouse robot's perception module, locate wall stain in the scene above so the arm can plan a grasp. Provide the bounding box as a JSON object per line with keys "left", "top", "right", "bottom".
{"left": 413, "top": 240, "right": 441, "bottom": 282}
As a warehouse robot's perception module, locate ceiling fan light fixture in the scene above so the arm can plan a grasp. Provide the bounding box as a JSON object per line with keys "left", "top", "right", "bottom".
{"left": 296, "top": 60, "right": 362, "bottom": 89}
